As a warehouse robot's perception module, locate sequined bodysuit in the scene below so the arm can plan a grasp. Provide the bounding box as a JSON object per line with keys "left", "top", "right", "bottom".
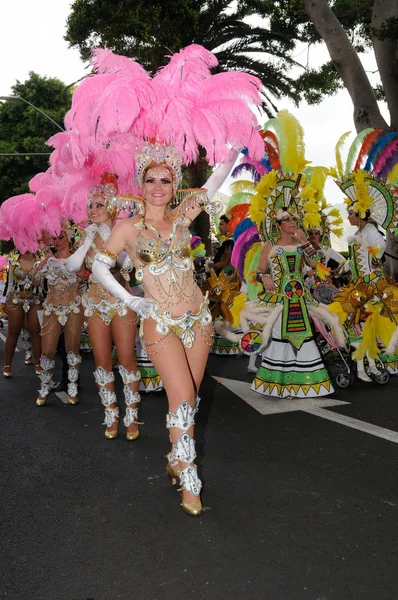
{"left": 36, "top": 257, "right": 83, "bottom": 326}
{"left": 132, "top": 215, "right": 212, "bottom": 350}
{"left": 4, "top": 253, "right": 44, "bottom": 313}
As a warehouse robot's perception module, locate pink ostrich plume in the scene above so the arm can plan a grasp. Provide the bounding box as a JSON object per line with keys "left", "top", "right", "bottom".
{"left": 0, "top": 194, "right": 34, "bottom": 242}
{"left": 35, "top": 187, "right": 65, "bottom": 238}
{"left": 63, "top": 44, "right": 264, "bottom": 170}
{"left": 8, "top": 195, "right": 45, "bottom": 253}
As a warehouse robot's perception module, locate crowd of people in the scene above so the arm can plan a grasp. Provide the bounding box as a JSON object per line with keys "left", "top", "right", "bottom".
{"left": 1, "top": 45, "right": 398, "bottom": 518}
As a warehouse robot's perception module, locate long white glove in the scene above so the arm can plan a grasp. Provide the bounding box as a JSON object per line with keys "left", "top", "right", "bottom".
{"left": 203, "top": 149, "right": 240, "bottom": 200}
{"left": 65, "top": 226, "right": 97, "bottom": 273}
{"left": 92, "top": 253, "right": 156, "bottom": 318}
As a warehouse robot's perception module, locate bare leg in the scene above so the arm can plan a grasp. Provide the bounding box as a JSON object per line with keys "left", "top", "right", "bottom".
{"left": 4, "top": 303, "right": 24, "bottom": 374}
{"left": 26, "top": 306, "right": 42, "bottom": 373}
{"left": 37, "top": 314, "right": 63, "bottom": 405}
{"left": 144, "top": 319, "right": 211, "bottom": 514}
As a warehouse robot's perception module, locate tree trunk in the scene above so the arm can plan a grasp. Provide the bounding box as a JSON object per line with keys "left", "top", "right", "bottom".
{"left": 372, "top": 0, "right": 398, "bottom": 130}
{"left": 186, "top": 149, "right": 213, "bottom": 256}
{"left": 301, "top": 0, "right": 389, "bottom": 132}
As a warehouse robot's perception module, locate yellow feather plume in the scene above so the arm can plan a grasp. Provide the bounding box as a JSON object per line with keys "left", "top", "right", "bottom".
{"left": 265, "top": 110, "right": 307, "bottom": 173}
{"left": 256, "top": 170, "right": 278, "bottom": 198}
{"left": 335, "top": 132, "right": 351, "bottom": 177}
{"left": 387, "top": 163, "right": 398, "bottom": 185}
{"left": 332, "top": 226, "right": 344, "bottom": 237}
{"left": 316, "top": 262, "right": 331, "bottom": 281}
{"left": 229, "top": 180, "right": 257, "bottom": 195}
{"left": 328, "top": 301, "right": 348, "bottom": 324}
{"left": 230, "top": 293, "right": 247, "bottom": 328}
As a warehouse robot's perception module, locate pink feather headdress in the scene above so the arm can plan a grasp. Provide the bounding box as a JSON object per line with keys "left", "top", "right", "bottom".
{"left": 2, "top": 44, "right": 264, "bottom": 251}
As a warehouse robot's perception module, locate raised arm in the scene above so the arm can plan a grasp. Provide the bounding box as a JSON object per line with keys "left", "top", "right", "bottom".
{"left": 178, "top": 150, "right": 240, "bottom": 222}
{"left": 65, "top": 225, "right": 97, "bottom": 273}
{"left": 91, "top": 220, "right": 155, "bottom": 318}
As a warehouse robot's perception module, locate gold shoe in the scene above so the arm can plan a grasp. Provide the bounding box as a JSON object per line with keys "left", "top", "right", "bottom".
{"left": 104, "top": 428, "right": 118, "bottom": 439}
{"left": 181, "top": 498, "right": 203, "bottom": 517}
{"left": 35, "top": 365, "right": 41, "bottom": 376}
{"left": 36, "top": 395, "right": 48, "bottom": 407}
{"left": 25, "top": 357, "right": 32, "bottom": 366}
{"left": 68, "top": 396, "right": 79, "bottom": 405}
{"left": 166, "top": 463, "right": 180, "bottom": 487}
{"left": 3, "top": 366, "right": 11, "bottom": 378}
{"left": 126, "top": 429, "right": 140, "bottom": 441}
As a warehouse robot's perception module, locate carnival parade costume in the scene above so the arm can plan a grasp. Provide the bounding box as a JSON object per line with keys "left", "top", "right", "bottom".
{"left": 327, "top": 130, "right": 398, "bottom": 381}
{"left": 65, "top": 174, "right": 143, "bottom": 440}
{"left": 12, "top": 43, "right": 264, "bottom": 515}
{"left": 0, "top": 196, "right": 47, "bottom": 378}
{"left": 1, "top": 249, "right": 44, "bottom": 377}
{"left": 218, "top": 111, "right": 347, "bottom": 398}
{"left": 34, "top": 226, "right": 85, "bottom": 406}
{"left": 92, "top": 146, "right": 226, "bottom": 515}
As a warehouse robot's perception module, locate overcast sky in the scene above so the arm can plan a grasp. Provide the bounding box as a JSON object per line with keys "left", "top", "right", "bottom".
{"left": 1, "top": 0, "right": 390, "bottom": 249}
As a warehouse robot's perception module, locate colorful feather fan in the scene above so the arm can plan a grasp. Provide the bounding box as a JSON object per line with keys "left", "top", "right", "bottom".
{"left": 353, "top": 129, "right": 383, "bottom": 171}
{"left": 364, "top": 132, "right": 398, "bottom": 172}
{"left": 344, "top": 128, "right": 373, "bottom": 175}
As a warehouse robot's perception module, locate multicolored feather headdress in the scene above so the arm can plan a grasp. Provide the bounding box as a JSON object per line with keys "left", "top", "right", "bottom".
{"left": 332, "top": 129, "right": 398, "bottom": 230}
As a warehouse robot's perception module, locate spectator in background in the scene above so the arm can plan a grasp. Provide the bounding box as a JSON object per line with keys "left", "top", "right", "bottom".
{"left": 212, "top": 215, "right": 234, "bottom": 276}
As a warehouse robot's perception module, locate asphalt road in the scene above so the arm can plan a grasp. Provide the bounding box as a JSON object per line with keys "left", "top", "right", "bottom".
{"left": 1, "top": 331, "right": 398, "bottom": 600}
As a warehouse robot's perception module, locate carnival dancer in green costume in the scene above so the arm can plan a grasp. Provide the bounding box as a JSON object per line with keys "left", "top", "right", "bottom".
{"left": 225, "top": 111, "right": 347, "bottom": 398}
{"left": 251, "top": 202, "right": 341, "bottom": 399}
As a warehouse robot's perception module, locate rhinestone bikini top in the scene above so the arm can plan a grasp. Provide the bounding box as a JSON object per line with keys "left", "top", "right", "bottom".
{"left": 134, "top": 218, "right": 191, "bottom": 265}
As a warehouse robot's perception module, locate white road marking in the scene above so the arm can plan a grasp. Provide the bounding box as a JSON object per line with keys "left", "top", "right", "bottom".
{"left": 213, "top": 376, "right": 398, "bottom": 445}
{"left": 213, "top": 376, "right": 349, "bottom": 414}
{"left": 55, "top": 391, "right": 69, "bottom": 404}
{"left": 305, "top": 406, "right": 398, "bottom": 445}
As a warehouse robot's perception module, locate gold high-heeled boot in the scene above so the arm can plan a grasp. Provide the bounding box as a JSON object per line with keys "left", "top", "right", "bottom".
{"left": 166, "top": 398, "right": 203, "bottom": 516}
{"left": 66, "top": 351, "right": 81, "bottom": 405}
{"left": 36, "top": 355, "right": 55, "bottom": 406}
{"left": 21, "top": 329, "right": 32, "bottom": 365}
{"left": 119, "top": 365, "right": 142, "bottom": 441}
{"left": 94, "top": 366, "right": 119, "bottom": 439}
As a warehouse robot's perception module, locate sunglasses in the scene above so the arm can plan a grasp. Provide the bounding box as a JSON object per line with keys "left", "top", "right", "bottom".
{"left": 280, "top": 217, "right": 296, "bottom": 223}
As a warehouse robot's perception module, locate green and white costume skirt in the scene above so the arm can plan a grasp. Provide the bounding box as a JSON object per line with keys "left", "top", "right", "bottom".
{"left": 251, "top": 313, "right": 334, "bottom": 398}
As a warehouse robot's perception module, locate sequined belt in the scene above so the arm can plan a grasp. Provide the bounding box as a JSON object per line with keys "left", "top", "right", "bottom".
{"left": 141, "top": 293, "right": 212, "bottom": 348}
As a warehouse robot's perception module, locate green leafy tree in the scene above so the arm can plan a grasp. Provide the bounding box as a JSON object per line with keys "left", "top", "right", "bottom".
{"left": 240, "top": 0, "right": 397, "bottom": 131}
{"left": 0, "top": 73, "right": 72, "bottom": 205}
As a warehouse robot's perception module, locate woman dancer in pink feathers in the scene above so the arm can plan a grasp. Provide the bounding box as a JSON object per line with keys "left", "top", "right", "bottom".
{"left": 0, "top": 195, "right": 46, "bottom": 378}
{"left": 30, "top": 43, "right": 265, "bottom": 516}
{"left": 66, "top": 173, "right": 142, "bottom": 440}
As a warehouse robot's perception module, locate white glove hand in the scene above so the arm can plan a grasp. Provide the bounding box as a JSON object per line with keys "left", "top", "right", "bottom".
{"left": 125, "top": 296, "right": 156, "bottom": 319}
{"left": 92, "top": 254, "right": 156, "bottom": 318}
{"left": 85, "top": 224, "right": 99, "bottom": 241}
